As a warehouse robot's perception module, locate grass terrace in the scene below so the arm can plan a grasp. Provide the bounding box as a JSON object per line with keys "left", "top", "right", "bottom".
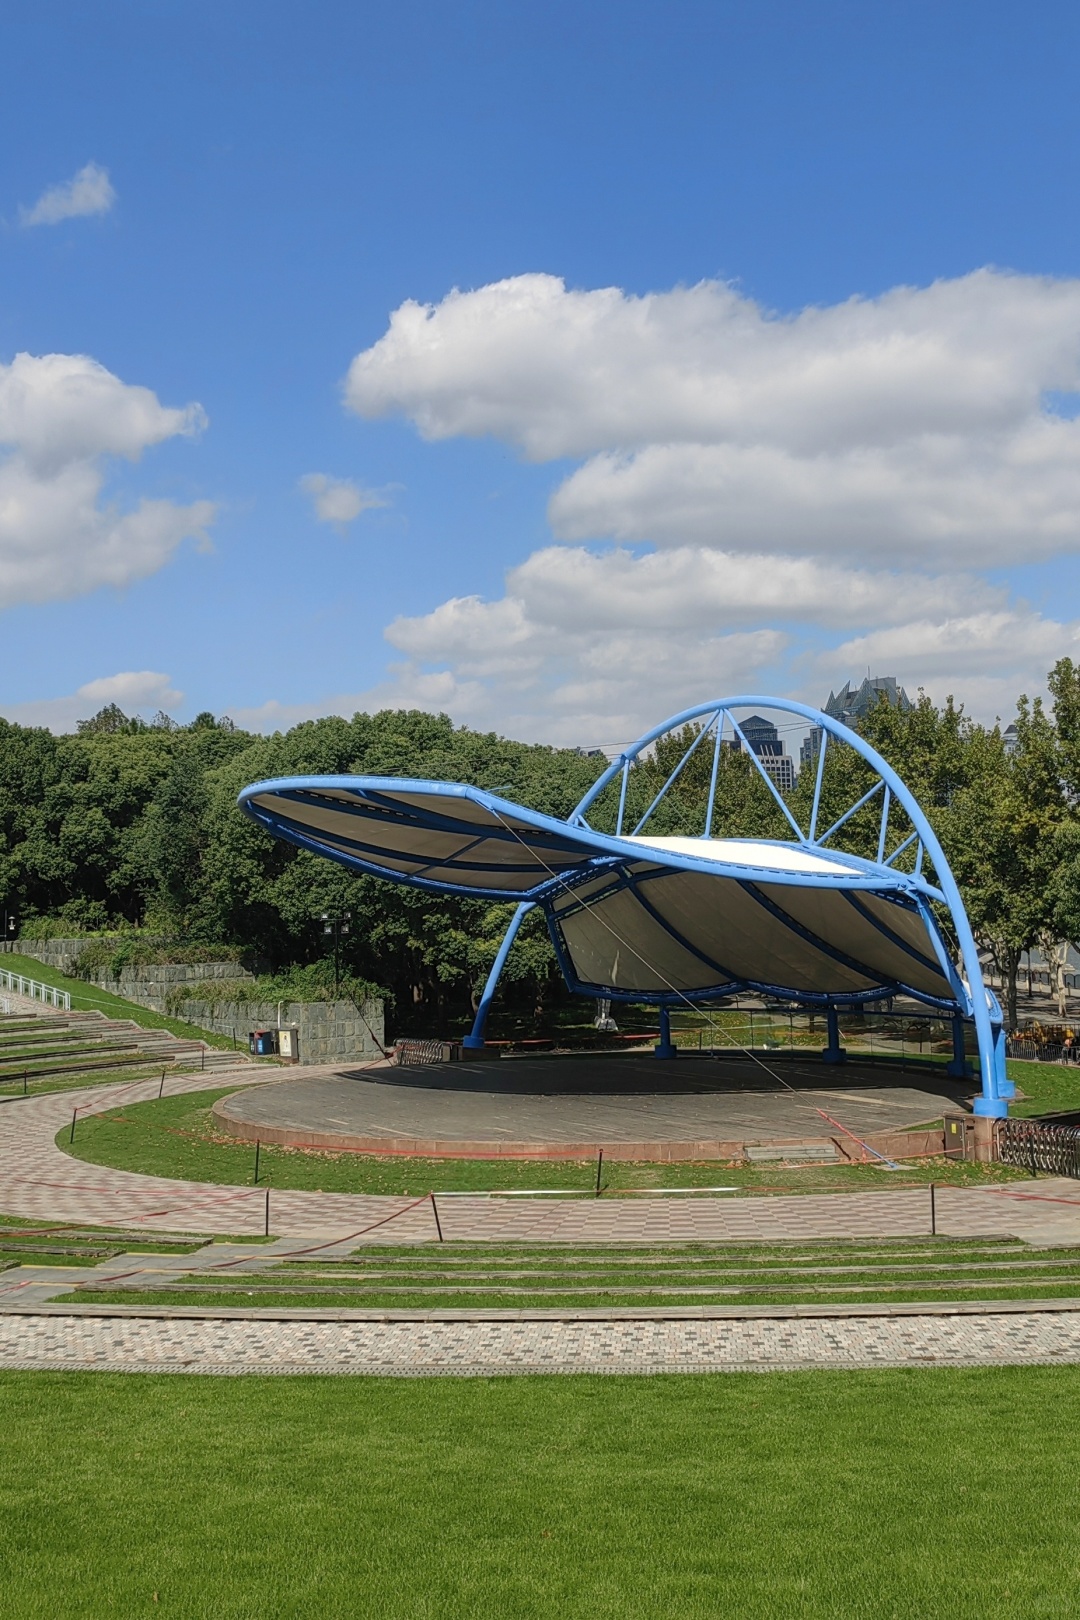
{"left": 1, "top": 952, "right": 246, "bottom": 1054}
{"left": 70, "top": 1237, "right": 1080, "bottom": 1312}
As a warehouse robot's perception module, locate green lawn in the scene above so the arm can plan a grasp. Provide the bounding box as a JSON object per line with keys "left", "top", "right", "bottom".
{"left": 1, "top": 952, "right": 247, "bottom": 1054}
{"left": 2, "top": 1366, "right": 1079, "bottom": 1618}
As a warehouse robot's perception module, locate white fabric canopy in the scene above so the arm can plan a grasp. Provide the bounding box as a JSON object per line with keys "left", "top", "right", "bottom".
{"left": 239, "top": 777, "right": 957, "bottom": 1005}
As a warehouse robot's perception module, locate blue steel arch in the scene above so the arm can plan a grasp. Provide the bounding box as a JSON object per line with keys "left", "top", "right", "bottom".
{"left": 237, "top": 696, "right": 1010, "bottom": 1117}
{"left": 459, "top": 695, "right": 1009, "bottom": 1117}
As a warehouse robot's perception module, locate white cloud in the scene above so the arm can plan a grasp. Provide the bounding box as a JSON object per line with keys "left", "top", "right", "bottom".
{"left": 824, "top": 610, "right": 1080, "bottom": 699}
{"left": 299, "top": 472, "right": 387, "bottom": 530}
{"left": 348, "top": 269, "right": 1080, "bottom": 565}
{"left": 377, "top": 546, "right": 1007, "bottom": 741}
{"left": 0, "top": 671, "right": 183, "bottom": 733}
{"left": 337, "top": 268, "right": 1080, "bottom": 738}
{"left": 498, "top": 546, "right": 999, "bottom": 632}
{"left": 0, "top": 352, "right": 213, "bottom": 609}
{"left": 20, "top": 162, "right": 116, "bottom": 227}
{"left": 227, "top": 626, "right": 785, "bottom": 749}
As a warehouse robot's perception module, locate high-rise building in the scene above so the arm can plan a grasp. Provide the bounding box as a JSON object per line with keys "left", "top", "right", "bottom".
{"left": 733, "top": 713, "right": 797, "bottom": 793}
{"left": 800, "top": 676, "right": 913, "bottom": 769}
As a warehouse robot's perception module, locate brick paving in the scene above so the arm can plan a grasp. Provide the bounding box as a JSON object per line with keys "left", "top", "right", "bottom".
{"left": 4, "top": 1308, "right": 1080, "bottom": 1375}
{"left": 5, "top": 1068, "right": 1080, "bottom": 1245}
{"left": 6, "top": 1071, "right": 1080, "bottom": 1373}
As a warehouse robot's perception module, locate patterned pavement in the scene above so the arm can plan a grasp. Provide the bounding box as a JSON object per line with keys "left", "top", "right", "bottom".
{"left": 5, "top": 1308, "right": 1080, "bottom": 1375}
{"left": 5, "top": 1068, "right": 1080, "bottom": 1245}
{"left": 6, "top": 1070, "right": 1080, "bottom": 1373}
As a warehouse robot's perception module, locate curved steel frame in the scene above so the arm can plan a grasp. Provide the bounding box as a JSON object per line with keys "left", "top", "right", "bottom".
{"left": 238, "top": 695, "right": 1010, "bottom": 1117}
{"left": 462, "top": 696, "right": 1009, "bottom": 1118}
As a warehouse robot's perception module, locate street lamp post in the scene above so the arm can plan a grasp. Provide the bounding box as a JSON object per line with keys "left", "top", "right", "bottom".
{"left": 321, "top": 910, "right": 351, "bottom": 997}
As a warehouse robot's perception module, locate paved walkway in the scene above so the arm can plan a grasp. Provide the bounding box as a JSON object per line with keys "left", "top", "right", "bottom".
{"left": 5, "top": 1068, "right": 1080, "bottom": 1245}
{"left": 5, "top": 1308, "right": 1080, "bottom": 1374}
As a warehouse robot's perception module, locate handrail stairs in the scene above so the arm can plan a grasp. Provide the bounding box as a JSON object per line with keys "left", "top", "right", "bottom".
{"left": 0, "top": 968, "right": 70, "bottom": 1011}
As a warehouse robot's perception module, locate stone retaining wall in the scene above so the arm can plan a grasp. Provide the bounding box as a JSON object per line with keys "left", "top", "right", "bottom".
{"left": 1, "top": 936, "right": 107, "bottom": 973}
{"left": 87, "top": 961, "right": 256, "bottom": 1012}
{"left": 173, "top": 998, "right": 385, "bottom": 1065}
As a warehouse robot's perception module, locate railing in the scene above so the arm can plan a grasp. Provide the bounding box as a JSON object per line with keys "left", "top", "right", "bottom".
{"left": 0, "top": 968, "right": 70, "bottom": 1011}
{"left": 395, "top": 1038, "right": 457, "bottom": 1066}
{"left": 1006, "top": 1039, "right": 1078, "bottom": 1063}
{"left": 670, "top": 1007, "right": 968, "bottom": 1066}
{"left": 997, "top": 1117, "right": 1080, "bottom": 1178}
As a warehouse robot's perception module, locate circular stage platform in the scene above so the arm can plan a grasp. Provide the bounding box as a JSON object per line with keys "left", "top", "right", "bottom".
{"left": 212, "top": 1052, "right": 971, "bottom": 1161}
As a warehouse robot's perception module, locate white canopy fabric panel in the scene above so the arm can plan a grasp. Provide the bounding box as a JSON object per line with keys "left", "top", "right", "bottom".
{"left": 549, "top": 865, "right": 953, "bottom": 1001}
{"left": 240, "top": 781, "right": 590, "bottom": 892}
{"left": 238, "top": 776, "right": 960, "bottom": 1007}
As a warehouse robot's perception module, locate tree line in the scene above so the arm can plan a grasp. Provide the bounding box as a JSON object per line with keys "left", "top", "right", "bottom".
{"left": 1, "top": 662, "right": 1078, "bottom": 1034}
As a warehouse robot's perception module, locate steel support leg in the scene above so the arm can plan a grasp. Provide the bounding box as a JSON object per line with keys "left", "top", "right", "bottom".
{"left": 821, "top": 1004, "right": 846, "bottom": 1064}
{"left": 654, "top": 1003, "right": 677, "bottom": 1059}
{"left": 972, "top": 1001, "right": 1012, "bottom": 1116}
{"left": 462, "top": 902, "right": 532, "bottom": 1051}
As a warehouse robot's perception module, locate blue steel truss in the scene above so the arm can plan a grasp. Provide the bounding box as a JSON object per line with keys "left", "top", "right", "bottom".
{"left": 238, "top": 696, "right": 1010, "bottom": 1117}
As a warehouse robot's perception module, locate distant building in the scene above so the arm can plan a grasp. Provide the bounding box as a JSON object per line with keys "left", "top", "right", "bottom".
{"left": 1002, "top": 722, "right": 1019, "bottom": 758}
{"left": 733, "top": 713, "right": 797, "bottom": 793}
{"left": 800, "top": 676, "right": 913, "bottom": 769}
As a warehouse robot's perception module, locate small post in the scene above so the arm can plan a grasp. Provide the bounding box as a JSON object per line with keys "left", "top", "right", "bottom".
{"left": 23, "top": 1070, "right": 27, "bottom": 1096}
{"left": 158, "top": 1068, "right": 166, "bottom": 1099}
{"left": 254, "top": 1140, "right": 261, "bottom": 1185}
{"left": 821, "top": 1005, "right": 846, "bottom": 1065}
{"left": 947, "top": 1013, "right": 969, "bottom": 1078}
{"left": 595, "top": 1148, "right": 604, "bottom": 1197}
{"left": 654, "top": 1004, "right": 677, "bottom": 1060}
{"left": 201, "top": 1045, "right": 205, "bottom": 1072}
{"left": 264, "top": 1187, "right": 270, "bottom": 1237}
{"left": 430, "top": 1192, "right": 444, "bottom": 1242}
{"left": 69, "top": 1109, "right": 77, "bottom": 1143}
{"left": 929, "top": 1181, "right": 936, "bottom": 1236}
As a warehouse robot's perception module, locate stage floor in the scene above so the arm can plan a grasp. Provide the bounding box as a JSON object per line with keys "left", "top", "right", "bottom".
{"left": 212, "top": 1052, "right": 971, "bottom": 1160}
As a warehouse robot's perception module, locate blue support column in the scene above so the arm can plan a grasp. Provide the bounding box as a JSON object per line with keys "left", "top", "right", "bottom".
{"left": 972, "top": 992, "right": 1012, "bottom": 1114}
{"left": 993, "top": 1022, "right": 1014, "bottom": 1100}
{"left": 947, "top": 1013, "right": 971, "bottom": 1078}
{"left": 654, "top": 1003, "right": 678, "bottom": 1059}
{"left": 821, "top": 1005, "right": 846, "bottom": 1064}
{"left": 462, "top": 902, "right": 532, "bottom": 1051}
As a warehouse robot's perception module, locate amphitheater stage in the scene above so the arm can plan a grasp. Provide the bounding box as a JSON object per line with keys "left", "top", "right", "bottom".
{"left": 211, "top": 1052, "right": 972, "bottom": 1161}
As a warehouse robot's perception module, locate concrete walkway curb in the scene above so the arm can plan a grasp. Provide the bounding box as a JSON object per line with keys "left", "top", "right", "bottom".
{"left": 8, "top": 1295, "right": 1080, "bottom": 1322}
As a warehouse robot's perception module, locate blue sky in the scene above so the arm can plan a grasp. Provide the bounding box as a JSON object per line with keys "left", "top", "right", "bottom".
{"left": 3, "top": 1, "right": 1080, "bottom": 745}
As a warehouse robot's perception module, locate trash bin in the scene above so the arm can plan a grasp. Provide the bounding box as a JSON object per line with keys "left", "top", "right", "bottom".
{"left": 248, "top": 1028, "right": 278, "bottom": 1056}
{"left": 277, "top": 1026, "right": 300, "bottom": 1063}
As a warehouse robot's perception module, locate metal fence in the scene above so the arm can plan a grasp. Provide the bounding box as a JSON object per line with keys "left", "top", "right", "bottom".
{"left": 0, "top": 968, "right": 70, "bottom": 1011}
{"left": 394, "top": 1037, "right": 456, "bottom": 1066}
{"left": 997, "top": 1117, "right": 1080, "bottom": 1178}
{"left": 1005, "top": 1039, "right": 1079, "bottom": 1063}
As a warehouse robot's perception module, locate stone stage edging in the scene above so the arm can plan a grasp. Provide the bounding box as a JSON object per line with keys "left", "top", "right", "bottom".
{"left": 209, "top": 1093, "right": 945, "bottom": 1165}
